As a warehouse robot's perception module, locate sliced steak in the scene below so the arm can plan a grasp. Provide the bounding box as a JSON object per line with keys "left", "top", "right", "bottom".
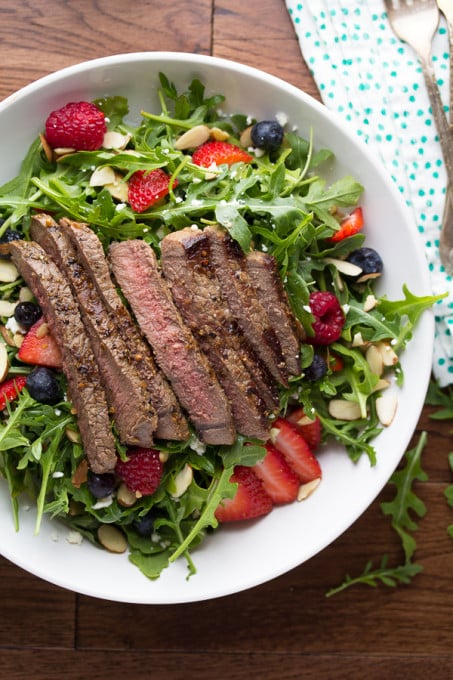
{"left": 30, "top": 214, "right": 158, "bottom": 449}
{"left": 246, "top": 250, "right": 303, "bottom": 376}
{"left": 109, "top": 239, "right": 236, "bottom": 445}
{"left": 161, "top": 228, "right": 276, "bottom": 440}
{"left": 204, "top": 225, "right": 289, "bottom": 386}
{"left": 9, "top": 239, "right": 117, "bottom": 474}
{"left": 60, "top": 218, "right": 189, "bottom": 442}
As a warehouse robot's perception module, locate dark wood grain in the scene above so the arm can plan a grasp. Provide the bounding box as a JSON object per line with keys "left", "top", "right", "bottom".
{"left": 0, "top": 1, "right": 452, "bottom": 679}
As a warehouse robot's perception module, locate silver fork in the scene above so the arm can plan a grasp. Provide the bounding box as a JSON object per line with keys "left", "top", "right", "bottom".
{"left": 384, "top": 0, "right": 453, "bottom": 272}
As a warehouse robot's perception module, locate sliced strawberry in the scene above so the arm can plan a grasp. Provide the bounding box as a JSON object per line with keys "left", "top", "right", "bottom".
{"left": 270, "top": 418, "right": 322, "bottom": 484}
{"left": 215, "top": 465, "right": 273, "bottom": 522}
{"left": 128, "top": 168, "right": 177, "bottom": 213}
{"left": 17, "top": 318, "right": 63, "bottom": 369}
{"left": 286, "top": 408, "right": 322, "bottom": 451}
{"left": 329, "top": 206, "right": 364, "bottom": 242}
{"left": 0, "top": 375, "right": 27, "bottom": 410}
{"left": 192, "top": 140, "right": 253, "bottom": 168}
{"left": 253, "top": 443, "right": 300, "bottom": 504}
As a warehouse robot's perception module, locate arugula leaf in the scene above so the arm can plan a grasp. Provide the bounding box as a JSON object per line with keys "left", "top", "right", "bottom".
{"left": 327, "top": 432, "right": 428, "bottom": 596}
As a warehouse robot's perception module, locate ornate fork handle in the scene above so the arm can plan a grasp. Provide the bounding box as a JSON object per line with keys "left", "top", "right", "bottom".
{"left": 420, "top": 58, "right": 453, "bottom": 185}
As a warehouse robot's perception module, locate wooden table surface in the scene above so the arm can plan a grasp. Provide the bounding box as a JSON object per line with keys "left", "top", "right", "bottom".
{"left": 0, "top": 1, "right": 452, "bottom": 678}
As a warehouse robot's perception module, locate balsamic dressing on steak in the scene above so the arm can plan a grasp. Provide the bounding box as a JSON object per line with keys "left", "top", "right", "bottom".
{"left": 30, "top": 214, "right": 159, "bottom": 449}
{"left": 9, "top": 239, "right": 117, "bottom": 474}
{"left": 109, "top": 239, "right": 236, "bottom": 446}
{"left": 161, "top": 228, "right": 276, "bottom": 441}
{"left": 60, "top": 218, "right": 189, "bottom": 442}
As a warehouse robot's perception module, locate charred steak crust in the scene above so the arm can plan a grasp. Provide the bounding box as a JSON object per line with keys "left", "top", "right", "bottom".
{"left": 30, "top": 214, "right": 158, "bottom": 449}
{"left": 109, "top": 239, "right": 236, "bottom": 446}
{"left": 9, "top": 238, "right": 117, "bottom": 474}
{"left": 161, "top": 228, "right": 275, "bottom": 441}
{"left": 60, "top": 218, "right": 189, "bottom": 442}
{"left": 246, "top": 250, "right": 303, "bottom": 376}
{"left": 204, "top": 226, "right": 289, "bottom": 386}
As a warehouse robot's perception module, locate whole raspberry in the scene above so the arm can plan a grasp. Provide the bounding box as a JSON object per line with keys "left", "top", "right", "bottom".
{"left": 45, "top": 101, "right": 107, "bottom": 151}
{"left": 308, "top": 291, "right": 345, "bottom": 345}
{"left": 128, "top": 168, "right": 177, "bottom": 213}
{"left": 115, "top": 448, "right": 163, "bottom": 496}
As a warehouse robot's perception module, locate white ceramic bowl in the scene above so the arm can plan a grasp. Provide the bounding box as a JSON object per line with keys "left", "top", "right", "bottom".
{"left": 0, "top": 52, "right": 433, "bottom": 603}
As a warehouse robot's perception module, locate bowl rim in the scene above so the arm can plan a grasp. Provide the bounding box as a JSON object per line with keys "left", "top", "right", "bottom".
{"left": 0, "top": 51, "right": 435, "bottom": 603}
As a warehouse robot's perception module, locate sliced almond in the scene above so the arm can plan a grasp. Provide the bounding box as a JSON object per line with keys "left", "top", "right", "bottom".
{"left": 105, "top": 178, "right": 129, "bottom": 202}
{"left": 324, "top": 257, "right": 362, "bottom": 277}
{"left": 174, "top": 124, "right": 210, "bottom": 150}
{"left": 366, "top": 344, "right": 384, "bottom": 377}
{"left": 0, "top": 343, "right": 9, "bottom": 382}
{"left": 71, "top": 458, "right": 89, "bottom": 488}
{"left": 90, "top": 165, "right": 116, "bottom": 187}
{"left": 363, "top": 294, "right": 378, "bottom": 312}
{"left": 39, "top": 133, "right": 53, "bottom": 163}
{"left": 0, "top": 300, "right": 16, "bottom": 317}
{"left": 352, "top": 331, "right": 366, "bottom": 347}
{"left": 376, "top": 341, "right": 399, "bottom": 367}
{"left": 297, "top": 477, "right": 321, "bottom": 501}
{"left": 170, "top": 463, "right": 193, "bottom": 498}
{"left": 12, "top": 333, "right": 23, "bottom": 348}
{"left": 159, "top": 451, "right": 169, "bottom": 463}
{"left": 36, "top": 321, "right": 49, "bottom": 339}
{"left": 97, "top": 524, "right": 128, "bottom": 554}
{"left": 328, "top": 399, "right": 362, "bottom": 421}
{"left": 376, "top": 393, "right": 398, "bottom": 426}
{"left": 65, "top": 427, "right": 81, "bottom": 444}
{"left": 0, "top": 325, "right": 15, "bottom": 347}
{"left": 371, "top": 378, "right": 391, "bottom": 393}
{"left": 0, "top": 261, "right": 19, "bottom": 283}
{"left": 240, "top": 125, "right": 253, "bottom": 148}
{"left": 117, "top": 482, "right": 137, "bottom": 508}
{"left": 19, "top": 286, "right": 34, "bottom": 303}
{"left": 102, "top": 130, "right": 131, "bottom": 150}
{"left": 209, "top": 126, "right": 230, "bottom": 141}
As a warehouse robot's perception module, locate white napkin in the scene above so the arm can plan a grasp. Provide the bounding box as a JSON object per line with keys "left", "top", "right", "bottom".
{"left": 285, "top": 0, "right": 452, "bottom": 385}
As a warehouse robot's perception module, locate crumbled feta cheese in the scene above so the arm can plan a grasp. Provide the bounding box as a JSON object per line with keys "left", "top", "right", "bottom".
{"left": 303, "top": 305, "right": 312, "bottom": 313}
{"left": 246, "top": 115, "right": 253, "bottom": 125}
{"left": 175, "top": 196, "right": 183, "bottom": 203}
{"left": 189, "top": 436, "right": 206, "bottom": 455}
{"left": 191, "top": 199, "right": 203, "bottom": 206}
{"left": 52, "top": 471, "right": 64, "bottom": 479}
{"left": 66, "top": 530, "right": 83, "bottom": 545}
{"left": 190, "top": 224, "right": 200, "bottom": 231}
{"left": 92, "top": 494, "right": 114, "bottom": 510}
{"left": 54, "top": 408, "right": 61, "bottom": 416}
{"left": 342, "top": 304, "right": 350, "bottom": 314}
{"left": 5, "top": 317, "right": 21, "bottom": 335}
{"left": 192, "top": 176, "right": 201, "bottom": 184}
{"left": 261, "top": 243, "right": 268, "bottom": 252}
{"left": 115, "top": 202, "right": 126, "bottom": 211}
{"left": 275, "top": 112, "right": 288, "bottom": 127}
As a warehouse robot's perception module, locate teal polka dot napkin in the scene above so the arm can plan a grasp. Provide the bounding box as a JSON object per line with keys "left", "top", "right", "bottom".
{"left": 286, "top": 0, "right": 453, "bottom": 385}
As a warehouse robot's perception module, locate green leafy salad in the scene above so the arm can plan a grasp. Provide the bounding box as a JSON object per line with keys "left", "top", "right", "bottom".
{"left": 0, "top": 73, "right": 442, "bottom": 580}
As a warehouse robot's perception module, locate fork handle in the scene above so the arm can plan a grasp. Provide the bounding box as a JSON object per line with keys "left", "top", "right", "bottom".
{"left": 421, "top": 58, "right": 453, "bottom": 185}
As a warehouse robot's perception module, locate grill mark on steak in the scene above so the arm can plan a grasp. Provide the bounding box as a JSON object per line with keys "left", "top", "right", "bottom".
{"left": 161, "top": 228, "right": 276, "bottom": 441}
{"left": 30, "top": 214, "right": 158, "bottom": 449}
{"left": 246, "top": 250, "right": 303, "bottom": 376}
{"left": 109, "top": 239, "right": 236, "bottom": 445}
{"left": 59, "top": 218, "right": 189, "bottom": 442}
{"left": 9, "top": 238, "right": 117, "bottom": 474}
{"left": 204, "top": 225, "right": 289, "bottom": 386}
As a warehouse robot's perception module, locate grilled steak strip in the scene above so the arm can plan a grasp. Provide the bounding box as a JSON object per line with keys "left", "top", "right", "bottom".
{"left": 9, "top": 239, "right": 117, "bottom": 473}
{"left": 246, "top": 250, "right": 303, "bottom": 376}
{"left": 161, "top": 228, "right": 276, "bottom": 440}
{"left": 60, "top": 218, "right": 189, "bottom": 442}
{"left": 205, "top": 225, "right": 289, "bottom": 386}
{"left": 30, "top": 214, "right": 158, "bottom": 448}
{"left": 109, "top": 239, "right": 236, "bottom": 445}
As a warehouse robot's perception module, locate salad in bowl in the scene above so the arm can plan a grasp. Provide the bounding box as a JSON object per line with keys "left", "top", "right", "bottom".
{"left": 0, "top": 53, "right": 437, "bottom": 603}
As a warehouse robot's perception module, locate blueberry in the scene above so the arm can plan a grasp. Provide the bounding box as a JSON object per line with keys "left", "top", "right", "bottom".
{"left": 133, "top": 511, "right": 155, "bottom": 537}
{"left": 0, "top": 226, "right": 22, "bottom": 258}
{"left": 304, "top": 354, "right": 328, "bottom": 381}
{"left": 87, "top": 471, "right": 116, "bottom": 499}
{"left": 26, "top": 366, "right": 63, "bottom": 405}
{"left": 14, "top": 301, "right": 42, "bottom": 329}
{"left": 250, "top": 120, "right": 284, "bottom": 152}
{"left": 346, "top": 247, "right": 383, "bottom": 281}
